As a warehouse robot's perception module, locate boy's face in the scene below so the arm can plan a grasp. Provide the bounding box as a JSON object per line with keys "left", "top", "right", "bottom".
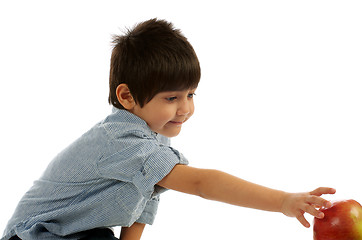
{"left": 130, "top": 88, "right": 196, "bottom": 137}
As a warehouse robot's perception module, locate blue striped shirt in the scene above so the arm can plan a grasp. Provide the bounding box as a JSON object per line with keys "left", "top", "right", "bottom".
{"left": 2, "top": 108, "right": 188, "bottom": 240}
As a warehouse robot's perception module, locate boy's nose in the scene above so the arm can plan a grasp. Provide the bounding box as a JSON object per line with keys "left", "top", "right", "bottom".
{"left": 177, "top": 100, "right": 191, "bottom": 116}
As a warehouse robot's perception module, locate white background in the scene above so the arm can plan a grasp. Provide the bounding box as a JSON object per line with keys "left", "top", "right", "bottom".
{"left": 0, "top": 1, "right": 361, "bottom": 239}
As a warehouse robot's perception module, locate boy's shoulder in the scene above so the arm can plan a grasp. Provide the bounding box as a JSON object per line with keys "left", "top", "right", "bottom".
{"left": 100, "top": 108, "right": 169, "bottom": 145}
{"left": 102, "top": 108, "right": 150, "bottom": 133}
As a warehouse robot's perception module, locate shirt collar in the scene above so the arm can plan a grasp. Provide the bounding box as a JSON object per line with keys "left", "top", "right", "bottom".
{"left": 111, "top": 107, "right": 162, "bottom": 139}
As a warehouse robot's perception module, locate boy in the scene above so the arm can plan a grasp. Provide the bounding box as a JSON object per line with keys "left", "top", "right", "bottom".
{"left": 2, "top": 18, "right": 335, "bottom": 240}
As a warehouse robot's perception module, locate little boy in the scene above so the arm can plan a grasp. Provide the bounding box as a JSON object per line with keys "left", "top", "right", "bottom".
{"left": 2, "top": 18, "right": 335, "bottom": 240}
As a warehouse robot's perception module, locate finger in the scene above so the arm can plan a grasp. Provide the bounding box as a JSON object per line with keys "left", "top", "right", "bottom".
{"left": 307, "top": 195, "right": 332, "bottom": 208}
{"left": 310, "top": 187, "right": 336, "bottom": 196}
{"left": 311, "top": 204, "right": 320, "bottom": 209}
{"left": 303, "top": 204, "right": 324, "bottom": 219}
{"left": 296, "top": 213, "right": 310, "bottom": 228}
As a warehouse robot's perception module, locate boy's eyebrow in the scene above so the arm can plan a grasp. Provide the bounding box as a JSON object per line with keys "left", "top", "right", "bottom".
{"left": 170, "top": 88, "right": 197, "bottom": 93}
{"left": 160, "top": 89, "right": 197, "bottom": 95}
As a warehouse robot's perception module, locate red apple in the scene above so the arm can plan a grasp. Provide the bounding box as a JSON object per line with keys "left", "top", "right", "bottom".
{"left": 313, "top": 199, "right": 362, "bottom": 240}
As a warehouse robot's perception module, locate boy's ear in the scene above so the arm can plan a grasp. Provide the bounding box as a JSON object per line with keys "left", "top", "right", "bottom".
{"left": 116, "top": 84, "right": 136, "bottom": 110}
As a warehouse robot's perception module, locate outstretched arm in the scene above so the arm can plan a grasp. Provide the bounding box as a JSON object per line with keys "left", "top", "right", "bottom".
{"left": 120, "top": 222, "right": 145, "bottom": 240}
{"left": 157, "top": 165, "right": 336, "bottom": 228}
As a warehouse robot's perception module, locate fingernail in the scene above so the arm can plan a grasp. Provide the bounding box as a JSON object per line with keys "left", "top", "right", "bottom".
{"left": 318, "top": 213, "right": 324, "bottom": 218}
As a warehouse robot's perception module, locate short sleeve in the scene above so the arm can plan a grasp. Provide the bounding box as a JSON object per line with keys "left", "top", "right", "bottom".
{"left": 131, "top": 144, "right": 188, "bottom": 197}
{"left": 97, "top": 133, "right": 188, "bottom": 198}
{"left": 135, "top": 195, "right": 160, "bottom": 225}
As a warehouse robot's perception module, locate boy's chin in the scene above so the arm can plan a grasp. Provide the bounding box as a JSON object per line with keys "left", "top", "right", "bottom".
{"left": 160, "top": 132, "right": 181, "bottom": 138}
{"left": 157, "top": 128, "right": 182, "bottom": 138}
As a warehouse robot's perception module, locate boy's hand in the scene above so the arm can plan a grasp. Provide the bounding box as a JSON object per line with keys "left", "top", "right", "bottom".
{"left": 280, "top": 187, "right": 336, "bottom": 228}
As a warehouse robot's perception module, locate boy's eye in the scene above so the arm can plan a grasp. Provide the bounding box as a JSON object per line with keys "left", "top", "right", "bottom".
{"left": 166, "top": 96, "right": 177, "bottom": 101}
{"left": 165, "top": 93, "right": 195, "bottom": 102}
{"left": 188, "top": 93, "right": 196, "bottom": 98}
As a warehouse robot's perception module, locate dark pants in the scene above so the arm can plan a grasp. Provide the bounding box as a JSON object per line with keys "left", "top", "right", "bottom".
{"left": 79, "top": 228, "right": 118, "bottom": 240}
{"left": 10, "top": 228, "right": 118, "bottom": 240}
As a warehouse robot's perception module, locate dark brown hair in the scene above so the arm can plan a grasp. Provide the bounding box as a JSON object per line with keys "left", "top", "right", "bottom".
{"left": 108, "top": 18, "right": 201, "bottom": 109}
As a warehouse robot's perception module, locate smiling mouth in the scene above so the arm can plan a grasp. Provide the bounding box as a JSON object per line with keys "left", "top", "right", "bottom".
{"left": 169, "top": 121, "right": 183, "bottom": 125}
{"left": 169, "top": 117, "right": 189, "bottom": 126}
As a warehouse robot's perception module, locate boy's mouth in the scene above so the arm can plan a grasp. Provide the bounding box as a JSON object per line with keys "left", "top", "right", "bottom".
{"left": 169, "top": 121, "right": 183, "bottom": 125}
{"left": 169, "top": 117, "right": 190, "bottom": 126}
{"left": 169, "top": 118, "right": 188, "bottom": 126}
